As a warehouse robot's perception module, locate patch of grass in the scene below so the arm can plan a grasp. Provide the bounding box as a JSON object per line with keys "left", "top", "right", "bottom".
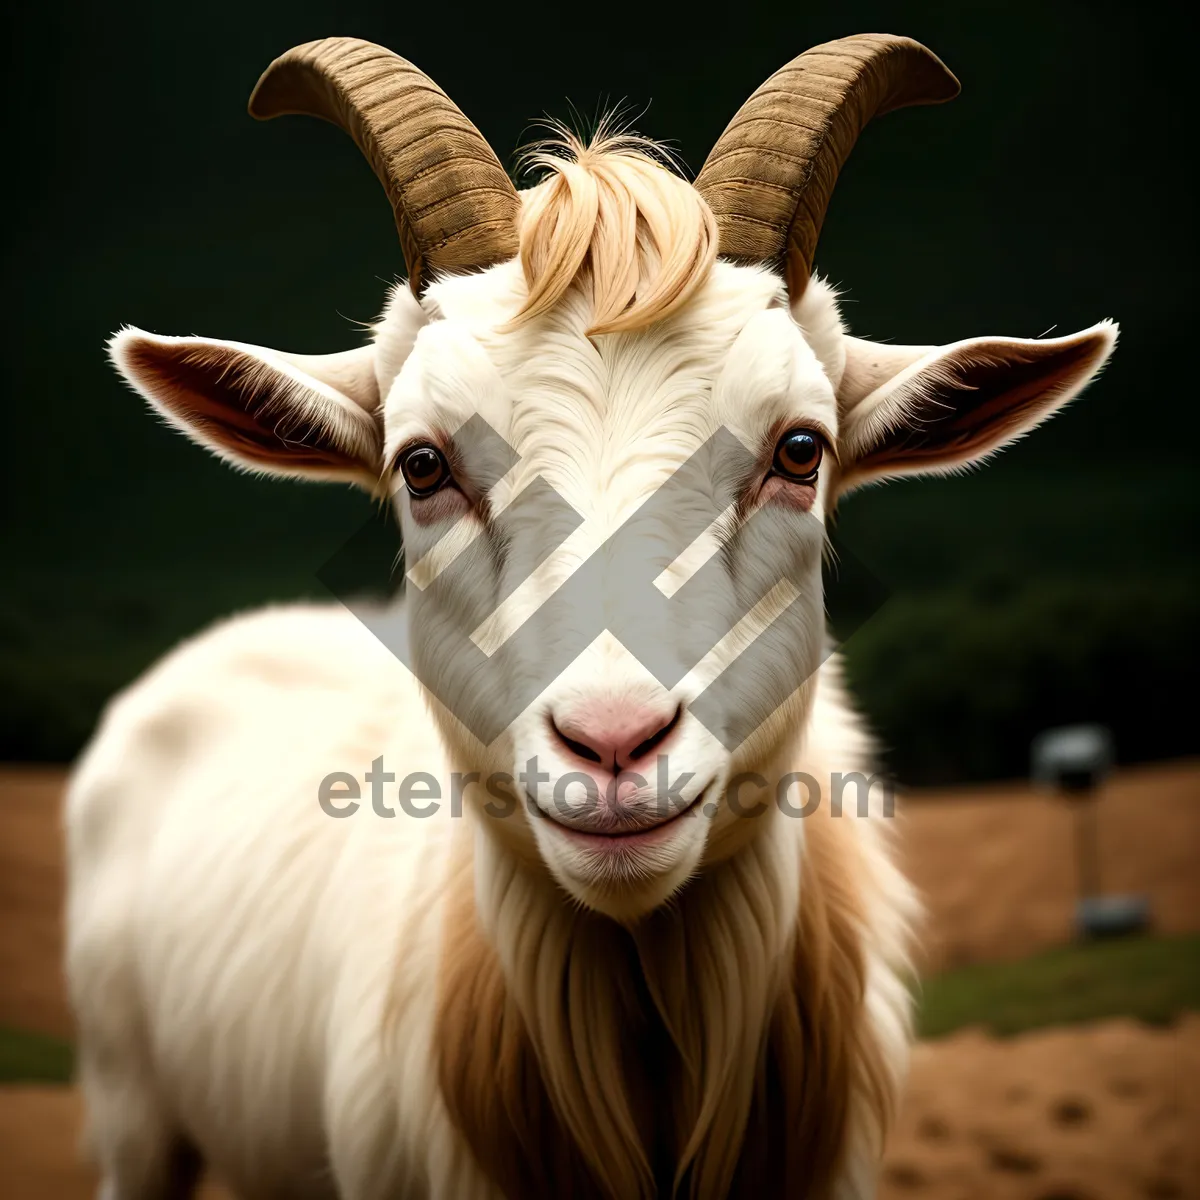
{"left": 0, "top": 1026, "right": 74, "bottom": 1084}
{"left": 917, "top": 933, "right": 1200, "bottom": 1039}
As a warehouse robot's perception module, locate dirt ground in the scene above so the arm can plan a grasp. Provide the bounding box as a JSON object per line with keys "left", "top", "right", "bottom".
{"left": 880, "top": 1016, "right": 1200, "bottom": 1200}
{"left": 895, "top": 760, "right": 1200, "bottom": 975}
{"left": 0, "top": 766, "right": 71, "bottom": 1039}
{"left": 1, "top": 760, "right": 1198, "bottom": 1198}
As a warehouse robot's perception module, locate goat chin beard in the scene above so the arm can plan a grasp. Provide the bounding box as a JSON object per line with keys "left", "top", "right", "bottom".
{"left": 531, "top": 803, "right": 710, "bottom": 922}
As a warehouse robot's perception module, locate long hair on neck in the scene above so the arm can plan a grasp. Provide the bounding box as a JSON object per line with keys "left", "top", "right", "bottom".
{"left": 432, "top": 804, "right": 893, "bottom": 1199}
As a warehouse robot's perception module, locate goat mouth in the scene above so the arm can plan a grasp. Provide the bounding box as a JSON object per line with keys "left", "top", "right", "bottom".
{"left": 535, "top": 785, "right": 711, "bottom": 850}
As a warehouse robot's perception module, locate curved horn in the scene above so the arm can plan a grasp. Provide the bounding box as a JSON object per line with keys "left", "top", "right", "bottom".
{"left": 695, "top": 34, "right": 960, "bottom": 298}
{"left": 249, "top": 37, "right": 520, "bottom": 295}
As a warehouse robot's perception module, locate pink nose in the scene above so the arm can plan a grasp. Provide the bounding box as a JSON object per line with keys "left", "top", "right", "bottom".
{"left": 549, "top": 701, "right": 682, "bottom": 771}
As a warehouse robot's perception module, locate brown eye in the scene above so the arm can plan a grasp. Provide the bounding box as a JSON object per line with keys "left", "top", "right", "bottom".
{"left": 397, "top": 444, "right": 450, "bottom": 497}
{"left": 772, "top": 428, "right": 823, "bottom": 482}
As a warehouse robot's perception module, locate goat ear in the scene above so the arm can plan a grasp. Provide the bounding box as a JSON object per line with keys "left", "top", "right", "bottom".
{"left": 835, "top": 321, "right": 1118, "bottom": 493}
{"left": 109, "top": 329, "right": 384, "bottom": 490}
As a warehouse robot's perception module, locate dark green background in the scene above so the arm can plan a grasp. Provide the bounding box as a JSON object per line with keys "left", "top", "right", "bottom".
{"left": 3, "top": 1, "right": 1195, "bottom": 782}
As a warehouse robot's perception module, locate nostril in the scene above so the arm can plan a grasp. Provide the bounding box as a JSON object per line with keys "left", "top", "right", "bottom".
{"left": 547, "top": 703, "right": 684, "bottom": 771}
{"left": 548, "top": 715, "right": 604, "bottom": 764}
{"left": 629, "top": 704, "right": 683, "bottom": 762}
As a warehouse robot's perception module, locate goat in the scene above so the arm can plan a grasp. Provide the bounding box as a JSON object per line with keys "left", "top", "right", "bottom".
{"left": 67, "top": 33, "right": 1117, "bottom": 1199}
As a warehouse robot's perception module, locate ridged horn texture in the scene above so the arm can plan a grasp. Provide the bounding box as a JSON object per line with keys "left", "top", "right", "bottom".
{"left": 249, "top": 37, "right": 520, "bottom": 295}
{"left": 695, "top": 34, "right": 960, "bottom": 298}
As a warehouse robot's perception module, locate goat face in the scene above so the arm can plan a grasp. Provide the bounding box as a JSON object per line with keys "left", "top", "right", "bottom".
{"left": 109, "top": 36, "right": 1119, "bottom": 922}
{"left": 385, "top": 260, "right": 836, "bottom": 916}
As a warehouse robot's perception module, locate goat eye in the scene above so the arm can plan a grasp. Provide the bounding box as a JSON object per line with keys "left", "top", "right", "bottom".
{"left": 772, "top": 429, "right": 823, "bottom": 482}
{"left": 397, "top": 444, "right": 450, "bottom": 497}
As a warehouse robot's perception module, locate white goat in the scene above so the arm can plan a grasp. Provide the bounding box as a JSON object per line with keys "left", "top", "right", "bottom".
{"left": 67, "top": 33, "right": 1117, "bottom": 1200}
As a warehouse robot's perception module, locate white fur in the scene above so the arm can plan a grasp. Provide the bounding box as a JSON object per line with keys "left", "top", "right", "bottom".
{"left": 68, "top": 244, "right": 1115, "bottom": 1198}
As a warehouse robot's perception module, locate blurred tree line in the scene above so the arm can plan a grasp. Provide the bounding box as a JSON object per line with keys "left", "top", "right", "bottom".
{"left": 2, "top": 0, "right": 1195, "bottom": 784}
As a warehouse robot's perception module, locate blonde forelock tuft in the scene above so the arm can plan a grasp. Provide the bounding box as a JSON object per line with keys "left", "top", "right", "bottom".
{"left": 508, "top": 122, "right": 718, "bottom": 336}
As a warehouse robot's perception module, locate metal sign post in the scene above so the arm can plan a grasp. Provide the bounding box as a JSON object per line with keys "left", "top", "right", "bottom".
{"left": 1030, "top": 725, "right": 1150, "bottom": 939}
